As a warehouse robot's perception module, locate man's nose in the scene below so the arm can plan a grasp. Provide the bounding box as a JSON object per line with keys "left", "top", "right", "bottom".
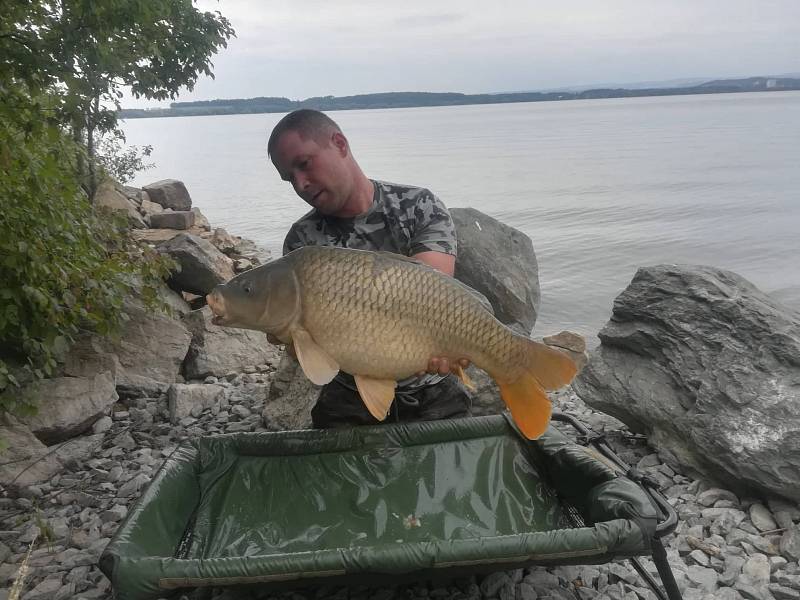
{"left": 293, "top": 172, "right": 310, "bottom": 193}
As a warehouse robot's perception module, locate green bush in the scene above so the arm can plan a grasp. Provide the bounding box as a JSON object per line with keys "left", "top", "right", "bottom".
{"left": 0, "top": 92, "right": 172, "bottom": 413}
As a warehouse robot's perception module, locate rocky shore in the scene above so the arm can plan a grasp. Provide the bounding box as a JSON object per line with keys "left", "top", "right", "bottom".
{"left": 4, "top": 382, "right": 799, "bottom": 600}
{"left": 1, "top": 180, "right": 799, "bottom": 600}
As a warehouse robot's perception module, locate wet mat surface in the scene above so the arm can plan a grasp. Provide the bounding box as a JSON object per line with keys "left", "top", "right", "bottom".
{"left": 188, "top": 433, "right": 562, "bottom": 558}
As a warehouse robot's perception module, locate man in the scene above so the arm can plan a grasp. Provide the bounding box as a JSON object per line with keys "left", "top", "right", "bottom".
{"left": 267, "top": 109, "right": 474, "bottom": 429}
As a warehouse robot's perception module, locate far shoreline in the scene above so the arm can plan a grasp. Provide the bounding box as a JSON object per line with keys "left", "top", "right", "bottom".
{"left": 119, "top": 77, "right": 800, "bottom": 120}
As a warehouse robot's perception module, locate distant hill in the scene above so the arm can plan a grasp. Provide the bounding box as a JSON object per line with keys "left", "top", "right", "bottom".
{"left": 118, "top": 76, "right": 800, "bottom": 119}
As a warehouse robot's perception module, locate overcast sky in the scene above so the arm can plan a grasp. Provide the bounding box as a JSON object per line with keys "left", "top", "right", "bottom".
{"left": 123, "top": 0, "right": 800, "bottom": 108}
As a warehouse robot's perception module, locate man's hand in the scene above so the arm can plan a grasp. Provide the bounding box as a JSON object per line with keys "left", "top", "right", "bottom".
{"left": 417, "top": 357, "right": 470, "bottom": 377}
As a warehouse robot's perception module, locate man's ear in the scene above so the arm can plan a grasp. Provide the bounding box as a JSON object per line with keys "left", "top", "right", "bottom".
{"left": 332, "top": 131, "right": 348, "bottom": 156}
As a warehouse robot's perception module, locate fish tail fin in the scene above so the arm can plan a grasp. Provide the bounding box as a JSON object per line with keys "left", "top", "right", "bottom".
{"left": 496, "top": 338, "right": 578, "bottom": 440}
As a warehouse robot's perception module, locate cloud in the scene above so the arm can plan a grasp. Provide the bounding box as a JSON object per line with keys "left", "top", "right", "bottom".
{"left": 121, "top": 0, "right": 800, "bottom": 108}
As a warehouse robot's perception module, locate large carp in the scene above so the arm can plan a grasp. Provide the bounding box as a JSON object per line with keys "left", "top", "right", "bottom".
{"left": 206, "top": 246, "right": 576, "bottom": 439}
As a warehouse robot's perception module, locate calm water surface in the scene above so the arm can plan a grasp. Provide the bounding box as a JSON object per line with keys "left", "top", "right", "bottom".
{"left": 124, "top": 92, "right": 800, "bottom": 345}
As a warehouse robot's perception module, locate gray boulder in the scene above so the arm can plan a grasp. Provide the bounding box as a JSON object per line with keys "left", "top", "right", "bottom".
{"left": 208, "top": 227, "right": 238, "bottom": 254}
{"left": 121, "top": 185, "right": 150, "bottom": 205}
{"left": 142, "top": 179, "right": 192, "bottom": 211}
{"left": 149, "top": 211, "right": 195, "bottom": 230}
{"left": 158, "top": 233, "right": 235, "bottom": 295}
{"left": 182, "top": 307, "right": 281, "bottom": 380}
{"left": 110, "top": 297, "right": 192, "bottom": 389}
{"left": 574, "top": 264, "right": 800, "bottom": 500}
{"left": 452, "top": 207, "right": 540, "bottom": 334}
{"left": 94, "top": 181, "right": 146, "bottom": 228}
{"left": 63, "top": 294, "right": 192, "bottom": 395}
{"left": 0, "top": 415, "right": 63, "bottom": 489}
{"left": 191, "top": 207, "right": 211, "bottom": 231}
{"left": 139, "top": 197, "right": 164, "bottom": 218}
{"left": 21, "top": 371, "right": 117, "bottom": 444}
{"left": 262, "top": 353, "right": 317, "bottom": 431}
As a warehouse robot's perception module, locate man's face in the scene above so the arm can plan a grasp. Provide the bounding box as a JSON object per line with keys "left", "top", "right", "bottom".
{"left": 271, "top": 129, "right": 352, "bottom": 216}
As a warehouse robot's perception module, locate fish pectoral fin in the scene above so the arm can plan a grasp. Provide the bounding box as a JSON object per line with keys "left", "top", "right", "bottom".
{"left": 354, "top": 375, "right": 397, "bottom": 421}
{"left": 291, "top": 328, "right": 339, "bottom": 385}
{"left": 453, "top": 363, "right": 476, "bottom": 392}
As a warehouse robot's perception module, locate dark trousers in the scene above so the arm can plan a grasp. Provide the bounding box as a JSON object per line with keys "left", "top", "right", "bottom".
{"left": 311, "top": 374, "right": 472, "bottom": 429}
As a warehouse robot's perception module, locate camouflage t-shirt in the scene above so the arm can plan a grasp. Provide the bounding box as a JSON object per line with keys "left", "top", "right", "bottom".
{"left": 282, "top": 180, "right": 457, "bottom": 257}
{"left": 282, "top": 180, "right": 458, "bottom": 390}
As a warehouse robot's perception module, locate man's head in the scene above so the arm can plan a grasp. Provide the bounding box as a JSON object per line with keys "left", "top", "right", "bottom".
{"left": 268, "top": 109, "right": 366, "bottom": 217}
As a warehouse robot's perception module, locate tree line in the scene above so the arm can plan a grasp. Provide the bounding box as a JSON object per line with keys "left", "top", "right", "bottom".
{"left": 120, "top": 77, "right": 800, "bottom": 119}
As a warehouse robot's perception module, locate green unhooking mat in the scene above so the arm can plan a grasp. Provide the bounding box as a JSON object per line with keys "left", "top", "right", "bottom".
{"left": 99, "top": 415, "right": 658, "bottom": 600}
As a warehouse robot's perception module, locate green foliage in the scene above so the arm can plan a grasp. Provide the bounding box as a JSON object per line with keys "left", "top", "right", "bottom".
{"left": 2, "top": 0, "right": 235, "bottom": 194}
{"left": 0, "top": 1, "right": 232, "bottom": 413}
{"left": 0, "top": 2, "right": 231, "bottom": 414}
{"left": 0, "top": 92, "right": 174, "bottom": 412}
{"left": 95, "top": 131, "right": 154, "bottom": 184}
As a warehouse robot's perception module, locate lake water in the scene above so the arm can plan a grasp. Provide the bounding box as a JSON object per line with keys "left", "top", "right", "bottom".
{"left": 123, "top": 92, "right": 800, "bottom": 345}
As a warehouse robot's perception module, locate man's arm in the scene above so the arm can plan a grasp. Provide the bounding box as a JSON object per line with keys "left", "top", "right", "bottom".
{"left": 412, "top": 250, "right": 467, "bottom": 377}
{"left": 411, "top": 250, "right": 455, "bottom": 276}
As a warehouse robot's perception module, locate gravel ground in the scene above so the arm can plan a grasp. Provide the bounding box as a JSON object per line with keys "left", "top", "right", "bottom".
{"left": 2, "top": 368, "right": 799, "bottom": 600}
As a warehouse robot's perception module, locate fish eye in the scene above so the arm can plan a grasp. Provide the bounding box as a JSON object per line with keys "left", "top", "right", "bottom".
{"left": 243, "top": 283, "right": 252, "bottom": 294}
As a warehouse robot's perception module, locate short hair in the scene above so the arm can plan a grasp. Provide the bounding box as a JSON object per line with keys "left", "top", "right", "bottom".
{"left": 267, "top": 109, "right": 342, "bottom": 157}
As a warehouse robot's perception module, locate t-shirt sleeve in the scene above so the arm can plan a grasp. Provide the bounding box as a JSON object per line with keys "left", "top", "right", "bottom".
{"left": 282, "top": 225, "right": 304, "bottom": 256}
{"left": 409, "top": 191, "right": 458, "bottom": 256}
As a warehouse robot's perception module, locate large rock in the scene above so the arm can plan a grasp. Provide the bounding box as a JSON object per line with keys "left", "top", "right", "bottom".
{"left": 149, "top": 211, "right": 195, "bottom": 230}
{"left": 94, "top": 181, "right": 146, "bottom": 228}
{"left": 452, "top": 208, "right": 540, "bottom": 334}
{"left": 21, "top": 371, "right": 117, "bottom": 444}
{"left": 158, "top": 233, "right": 235, "bottom": 295}
{"left": 121, "top": 185, "right": 150, "bottom": 205}
{"left": 132, "top": 226, "right": 208, "bottom": 245}
{"left": 63, "top": 294, "right": 192, "bottom": 394}
{"left": 261, "top": 353, "right": 317, "bottom": 431}
{"left": 0, "top": 415, "right": 63, "bottom": 489}
{"left": 191, "top": 208, "right": 211, "bottom": 231}
{"left": 142, "top": 179, "right": 192, "bottom": 211}
{"left": 182, "top": 307, "right": 281, "bottom": 380}
{"left": 574, "top": 264, "right": 800, "bottom": 500}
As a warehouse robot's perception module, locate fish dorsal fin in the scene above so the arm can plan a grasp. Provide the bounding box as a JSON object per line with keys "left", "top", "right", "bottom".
{"left": 354, "top": 375, "right": 397, "bottom": 421}
{"left": 292, "top": 328, "right": 339, "bottom": 385}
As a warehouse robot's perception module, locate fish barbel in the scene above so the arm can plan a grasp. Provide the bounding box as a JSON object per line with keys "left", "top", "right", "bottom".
{"left": 206, "top": 246, "right": 577, "bottom": 439}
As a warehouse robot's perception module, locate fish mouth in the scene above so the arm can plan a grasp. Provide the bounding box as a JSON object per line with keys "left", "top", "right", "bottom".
{"left": 205, "top": 290, "right": 229, "bottom": 325}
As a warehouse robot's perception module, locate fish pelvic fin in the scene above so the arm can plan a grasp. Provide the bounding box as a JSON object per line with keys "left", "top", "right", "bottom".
{"left": 354, "top": 375, "right": 397, "bottom": 421}
{"left": 292, "top": 328, "right": 340, "bottom": 385}
{"left": 496, "top": 338, "right": 578, "bottom": 440}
